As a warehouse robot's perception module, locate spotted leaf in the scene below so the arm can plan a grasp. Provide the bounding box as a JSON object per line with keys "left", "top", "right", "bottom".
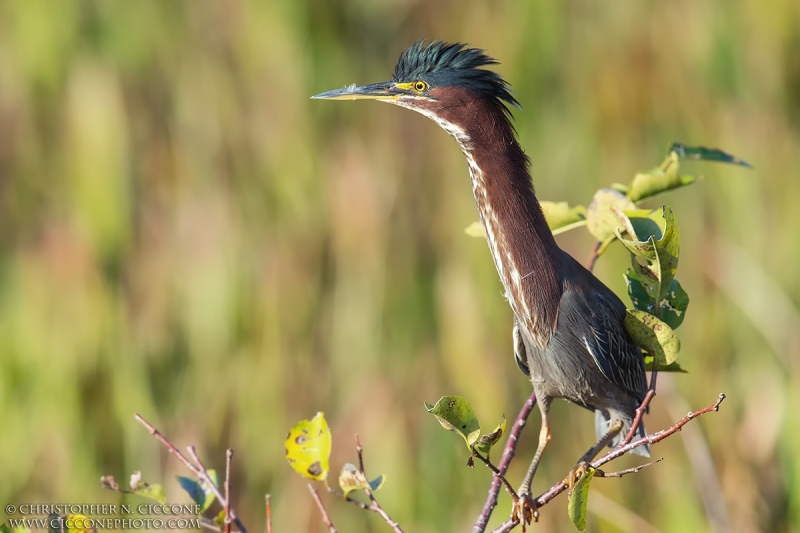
{"left": 425, "top": 396, "right": 481, "bottom": 450}
{"left": 285, "top": 412, "right": 332, "bottom": 481}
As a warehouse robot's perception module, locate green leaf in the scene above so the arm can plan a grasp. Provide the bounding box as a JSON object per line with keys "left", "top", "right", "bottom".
{"left": 615, "top": 206, "right": 680, "bottom": 303}
{"left": 658, "top": 279, "right": 689, "bottom": 330}
{"left": 1, "top": 523, "right": 28, "bottom": 533}
{"left": 624, "top": 268, "right": 655, "bottom": 313}
{"left": 134, "top": 484, "right": 167, "bottom": 504}
{"left": 625, "top": 271, "right": 689, "bottom": 329}
{"left": 177, "top": 476, "right": 205, "bottom": 508}
{"left": 567, "top": 466, "right": 595, "bottom": 531}
{"left": 177, "top": 472, "right": 216, "bottom": 512}
{"left": 541, "top": 201, "right": 587, "bottom": 235}
{"left": 338, "top": 463, "right": 386, "bottom": 497}
{"left": 285, "top": 412, "right": 332, "bottom": 481}
{"left": 644, "top": 355, "right": 687, "bottom": 372}
{"left": 202, "top": 470, "right": 218, "bottom": 512}
{"left": 610, "top": 183, "right": 629, "bottom": 194}
{"left": 624, "top": 310, "right": 681, "bottom": 366}
{"left": 129, "top": 471, "right": 167, "bottom": 503}
{"left": 472, "top": 416, "right": 507, "bottom": 460}
{"left": 627, "top": 152, "right": 699, "bottom": 203}
{"left": 3, "top": 521, "right": 31, "bottom": 533}
{"left": 586, "top": 189, "right": 637, "bottom": 242}
{"left": 669, "top": 143, "right": 751, "bottom": 167}
{"left": 620, "top": 208, "right": 664, "bottom": 242}
{"left": 425, "top": 396, "right": 481, "bottom": 449}
{"left": 464, "top": 221, "right": 484, "bottom": 238}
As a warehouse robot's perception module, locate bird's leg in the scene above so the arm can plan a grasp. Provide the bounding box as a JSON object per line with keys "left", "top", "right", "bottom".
{"left": 565, "top": 419, "right": 624, "bottom": 490}
{"left": 511, "top": 397, "right": 550, "bottom": 529}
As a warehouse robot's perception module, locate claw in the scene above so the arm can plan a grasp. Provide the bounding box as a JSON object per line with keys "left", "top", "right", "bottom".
{"left": 565, "top": 461, "right": 589, "bottom": 498}
{"left": 511, "top": 492, "right": 539, "bottom": 531}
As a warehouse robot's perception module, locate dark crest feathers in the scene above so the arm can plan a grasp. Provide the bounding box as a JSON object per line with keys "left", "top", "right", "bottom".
{"left": 392, "top": 40, "right": 520, "bottom": 117}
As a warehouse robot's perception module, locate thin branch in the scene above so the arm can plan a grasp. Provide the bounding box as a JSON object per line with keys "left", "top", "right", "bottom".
{"left": 586, "top": 241, "right": 602, "bottom": 272}
{"left": 265, "top": 494, "right": 272, "bottom": 533}
{"left": 355, "top": 435, "right": 405, "bottom": 533}
{"left": 490, "top": 519, "right": 517, "bottom": 533}
{"left": 532, "top": 393, "right": 725, "bottom": 510}
{"left": 622, "top": 360, "right": 660, "bottom": 446}
{"left": 470, "top": 449, "right": 518, "bottom": 500}
{"left": 133, "top": 414, "right": 249, "bottom": 533}
{"left": 595, "top": 458, "right": 663, "bottom": 478}
{"left": 485, "top": 393, "right": 724, "bottom": 533}
{"left": 224, "top": 449, "right": 233, "bottom": 533}
{"left": 623, "top": 388, "right": 655, "bottom": 445}
{"left": 472, "top": 390, "right": 537, "bottom": 533}
{"left": 186, "top": 445, "right": 248, "bottom": 533}
{"left": 308, "top": 484, "right": 337, "bottom": 533}
{"left": 134, "top": 414, "right": 202, "bottom": 477}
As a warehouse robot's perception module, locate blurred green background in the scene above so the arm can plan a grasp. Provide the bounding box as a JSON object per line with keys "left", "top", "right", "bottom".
{"left": 1, "top": 1, "right": 799, "bottom": 532}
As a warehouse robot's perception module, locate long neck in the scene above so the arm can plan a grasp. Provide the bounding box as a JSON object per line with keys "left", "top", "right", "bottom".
{"left": 412, "top": 94, "right": 564, "bottom": 344}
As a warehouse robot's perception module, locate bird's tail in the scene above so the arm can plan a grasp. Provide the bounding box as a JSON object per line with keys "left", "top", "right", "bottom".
{"left": 595, "top": 409, "right": 650, "bottom": 458}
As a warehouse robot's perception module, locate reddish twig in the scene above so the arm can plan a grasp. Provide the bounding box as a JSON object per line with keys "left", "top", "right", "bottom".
{"left": 265, "top": 494, "right": 272, "bottom": 533}
{"left": 532, "top": 394, "right": 725, "bottom": 509}
{"left": 224, "top": 449, "right": 233, "bottom": 533}
{"left": 133, "top": 414, "right": 249, "bottom": 533}
{"left": 134, "top": 414, "right": 202, "bottom": 476}
{"left": 490, "top": 519, "right": 517, "bottom": 533}
{"left": 472, "top": 390, "right": 537, "bottom": 533}
{"left": 482, "top": 393, "right": 724, "bottom": 532}
{"left": 308, "top": 484, "right": 337, "bottom": 533}
{"left": 622, "top": 358, "right": 660, "bottom": 446}
{"left": 595, "top": 457, "right": 664, "bottom": 478}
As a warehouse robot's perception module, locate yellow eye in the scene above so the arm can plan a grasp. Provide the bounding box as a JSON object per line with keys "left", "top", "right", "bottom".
{"left": 413, "top": 81, "right": 428, "bottom": 92}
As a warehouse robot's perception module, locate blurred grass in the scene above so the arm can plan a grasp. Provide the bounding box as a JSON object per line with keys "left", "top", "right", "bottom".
{"left": 1, "top": 1, "right": 799, "bottom": 532}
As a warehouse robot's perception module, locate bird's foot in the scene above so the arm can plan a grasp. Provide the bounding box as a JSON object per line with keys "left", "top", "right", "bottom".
{"left": 511, "top": 492, "right": 538, "bottom": 531}
{"left": 564, "top": 461, "right": 589, "bottom": 498}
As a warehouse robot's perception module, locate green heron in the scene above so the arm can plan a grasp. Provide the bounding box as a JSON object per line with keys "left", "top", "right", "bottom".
{"left": 313, "top": 40, "right": 649, "bottom": 521}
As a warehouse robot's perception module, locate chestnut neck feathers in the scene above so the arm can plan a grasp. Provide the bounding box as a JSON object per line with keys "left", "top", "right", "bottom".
{"left": 406, "top": 84, "right": 563, "bottom": 344}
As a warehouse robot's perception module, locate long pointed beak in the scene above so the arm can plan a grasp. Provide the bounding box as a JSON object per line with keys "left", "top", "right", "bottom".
{"left": 311, "top": 81, "right": 411, "bottom": 101}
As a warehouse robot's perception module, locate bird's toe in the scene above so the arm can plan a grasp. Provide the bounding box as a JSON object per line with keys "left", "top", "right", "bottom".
{"left": 511, "top": 492, "right": 538, "bottom": 531}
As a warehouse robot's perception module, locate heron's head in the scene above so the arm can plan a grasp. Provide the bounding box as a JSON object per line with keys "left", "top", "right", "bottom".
{"left": 312, "top": 40, "right": 519, "bottom": 141}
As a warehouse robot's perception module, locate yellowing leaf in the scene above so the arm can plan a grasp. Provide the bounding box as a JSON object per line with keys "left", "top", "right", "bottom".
{"left": 63, "top": 514, "right": 97, "bottom": 533}
{"left": 586, "top": 189, "right": 637, "bottom": 243}
{"left": 128, "top": 471, "right": 166, "bottom": 504}
{"left": 627, "top": 152, "right": 698, "bottom": 203}
{"left": 285, "top": 412, "right": 332, "bottom": 481}
{"left": 541, "top": 201, "right": 587, "bottom": 235}
{"left": 338, "top": 463, "right": 385, "bottom": 497}
{"left": 624, "top": 310, "right": 681, "bottom": 366}
{"left": 472, "top": 416, "right": 507, "bottom": 460}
